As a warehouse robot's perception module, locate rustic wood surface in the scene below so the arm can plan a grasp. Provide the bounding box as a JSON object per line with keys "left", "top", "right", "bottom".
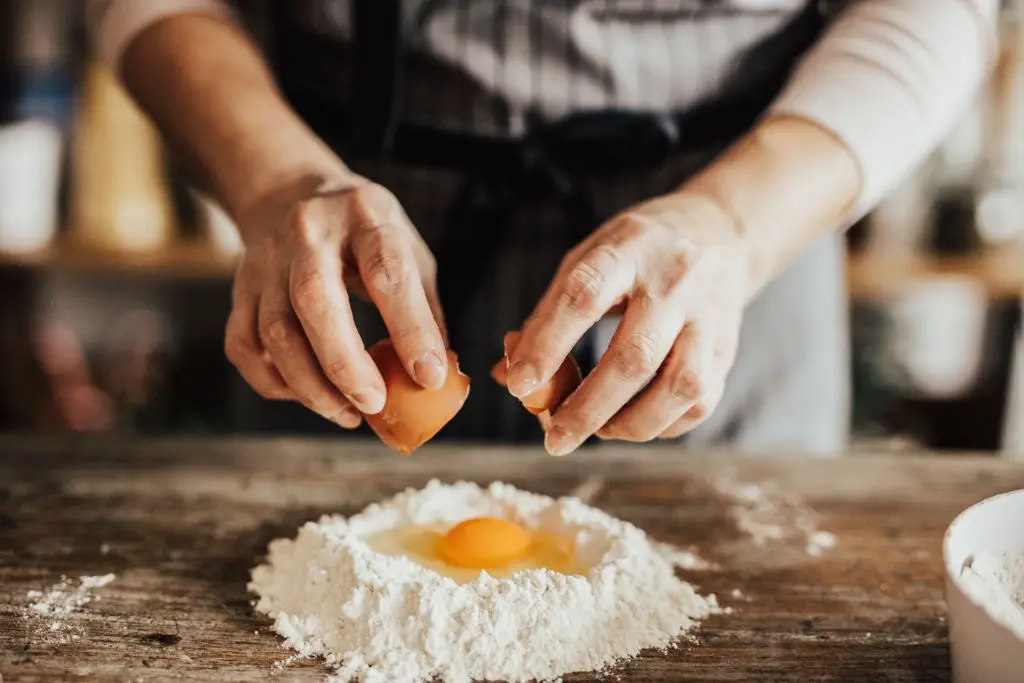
{"left": 2, "top": 436, "right": 1024, "bottom": 682}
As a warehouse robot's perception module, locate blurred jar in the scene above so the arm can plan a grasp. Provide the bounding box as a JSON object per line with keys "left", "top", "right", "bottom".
{"left": 887, "top": 278, "right": 988, "bottom": 400}
{"left": 0, "top": 0, "right": 78, "bottom": 255}
{"left": 69, "top": 60, "right": 175, "bottom": 253}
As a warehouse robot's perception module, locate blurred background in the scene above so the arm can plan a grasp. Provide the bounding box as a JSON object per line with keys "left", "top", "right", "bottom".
{"left": 0, "top": 0, "right": 1022, "bottom": 455}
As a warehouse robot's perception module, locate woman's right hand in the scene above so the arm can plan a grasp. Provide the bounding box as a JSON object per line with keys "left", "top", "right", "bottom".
{"left": 224, "top": 178, "right": 448, "bottom": 428}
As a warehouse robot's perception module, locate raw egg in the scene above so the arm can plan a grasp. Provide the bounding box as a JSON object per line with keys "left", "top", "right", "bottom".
{"left": 367, "top": 516, "right": 582, "bottom": 583}
{"left": 364, "top": 339, "right": 470, "bottom": 455}
{"left": 436, "top": 517, "right": 532, "bottom": 568}
{"left": 492, "top": 331, "right": 581, "bottom": 417}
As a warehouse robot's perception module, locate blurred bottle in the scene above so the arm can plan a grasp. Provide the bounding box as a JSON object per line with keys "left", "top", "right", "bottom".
{"left": 69, "top": 59, "right": 175, "bottom": 254}
{"left": 0, "top": 0, "right": 77, "bottom": 254}
{"left": 976, "top": 8, "right": 1024, "bottom": 247}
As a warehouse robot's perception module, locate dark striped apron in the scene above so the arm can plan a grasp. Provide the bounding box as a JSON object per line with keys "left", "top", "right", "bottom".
{"left": 233, "top": 0, "right": 850, "bottom": 453}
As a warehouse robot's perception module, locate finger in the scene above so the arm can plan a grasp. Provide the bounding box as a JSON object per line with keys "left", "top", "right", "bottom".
{"left": 288, "top": 247, "right": 386, "bottom": 414}
{"left": 659, "top": 323, "right": 739, "bottom": 439}
{"left": 598, "top": 322, "right": 710, "bottom": 441}
{"left": 225, "top": 270, "right": 294, "bottom": 401}
{"left": 659, "top": 379, "right": 725, "bottom": 439}
{"left": 508, "top": 244, "right": 634, "bottom": 398}
{"left": 259, "top": 261, "right": 365, "bottom": 427}
{"left": 545, "top": 290, "right": 679, "bottom": 456}
{"left": 224, "top": 300, "right": 293, "bottom": 402}
{"left": 490, "top": 331, "right": 522, "bottom": 386}
{"left": 422, "top": 276, "right": 449, "bottom": 348}
{"left": 491, "top": 358, "right": 508, "bottom": 386}
{"left": 351, "top": 219, "right": 448, "bottom": 391}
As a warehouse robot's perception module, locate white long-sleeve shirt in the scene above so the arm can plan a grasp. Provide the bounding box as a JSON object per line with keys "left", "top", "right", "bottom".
{"left": 86, "top": 0, "right": 999, "bottom": 452}
{"left": 88, "top": 0, "right": 998, "bottom": 217}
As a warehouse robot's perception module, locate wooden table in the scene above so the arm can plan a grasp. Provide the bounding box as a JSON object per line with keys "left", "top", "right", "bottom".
{"left": 2, "top": 437, "right": 1023, "bottom": 682}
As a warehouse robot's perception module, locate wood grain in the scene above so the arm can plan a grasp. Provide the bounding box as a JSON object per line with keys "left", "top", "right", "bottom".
{"left": 1, "top": 436, "right": 1023, "bottom": 682}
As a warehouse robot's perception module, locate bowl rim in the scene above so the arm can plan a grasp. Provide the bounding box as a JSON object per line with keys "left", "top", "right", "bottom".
{"left": 942, "top": 487, "right": 1024, "bottom": 643}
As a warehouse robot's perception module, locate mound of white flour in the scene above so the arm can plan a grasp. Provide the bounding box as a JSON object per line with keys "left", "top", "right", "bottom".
{"left": 960, "top": 550, "right": 1024, "bottom": 638}
{"left": 249, "top": 480, "right": 719, "bottom": 683}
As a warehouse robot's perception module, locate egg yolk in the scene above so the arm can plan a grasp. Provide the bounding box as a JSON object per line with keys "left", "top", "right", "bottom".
{"left": 436, "top": 517, "right": 531, "bottom": 569}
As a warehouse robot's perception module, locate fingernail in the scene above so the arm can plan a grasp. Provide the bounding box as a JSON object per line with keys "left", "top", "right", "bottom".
{"left": 507, "top": 361, "right": 538, "bottom": 398}
{"left": 545, "top": 426, "right": 578, "bottom": 456}
{"left": 351, "top": 389, "right": 385, "bottom": 414}
{"left": 413, "top": 351, "right": 447, "bottom": 390}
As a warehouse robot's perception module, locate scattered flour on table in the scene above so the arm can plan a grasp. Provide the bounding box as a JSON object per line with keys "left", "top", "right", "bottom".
{"left": 249, "top": 480, "right": 721, "bottom": 683}
{"left": 23, "top": 574, "right": 115, "bottom": 645}
{"left": 713, "top": 470, "right": 836, "bottom": 556}
{"left": 652, "top": 541, "right": 717, "bottom": 570}
{"left": 960, "top": 550, "right": 1024, "bottom": 637}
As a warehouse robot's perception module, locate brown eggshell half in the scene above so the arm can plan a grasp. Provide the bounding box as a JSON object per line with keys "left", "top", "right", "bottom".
{"left": 364, "top": 339, "right": 470, "bottom": 454}
{"left": 492, "top": 330, "right": 582, "bottom": 416}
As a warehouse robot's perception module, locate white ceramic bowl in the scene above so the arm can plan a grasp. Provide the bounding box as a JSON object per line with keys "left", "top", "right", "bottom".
{"left": 943, "top": 489, "right": 1024, "bottom": 683}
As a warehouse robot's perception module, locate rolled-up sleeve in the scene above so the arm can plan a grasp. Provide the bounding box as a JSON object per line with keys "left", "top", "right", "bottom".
{"left": 86, "top": 0, "right": 234, "bottom": 71}
{"left": 770, "top": 0, "right": 1000, "bottom": 217}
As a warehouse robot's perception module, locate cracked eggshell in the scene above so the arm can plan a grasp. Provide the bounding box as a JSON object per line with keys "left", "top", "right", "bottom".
{"left": 944, "top": 488, "right": 1024, "bottom": 683}
{"left": 364, "top": 339, "right": 470, "bottom": 455}
{"left": 492, "top": 330, "right": 582, "bottom": 416}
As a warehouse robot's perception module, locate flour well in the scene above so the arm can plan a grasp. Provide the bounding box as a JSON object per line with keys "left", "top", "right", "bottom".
{"left": 960, "top": 550, "right": 1024, "bottom": 638}
{"left": 249, "top": 480, "right": 720, "bottom": 683}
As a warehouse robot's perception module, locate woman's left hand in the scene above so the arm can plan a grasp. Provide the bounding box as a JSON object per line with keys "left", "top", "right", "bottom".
{"left": 505, "top": 191, "right": 751, "bottom": 456}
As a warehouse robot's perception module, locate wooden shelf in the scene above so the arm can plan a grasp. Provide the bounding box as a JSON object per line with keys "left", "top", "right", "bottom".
{"left": 3, "top": 239, "right": 1023, "bottom": 300}
{"left": 847, "top": 248, "right": 1024, "bottom": 301}
{"left": 0, "top": 239, "right": 238, "bottom": 278}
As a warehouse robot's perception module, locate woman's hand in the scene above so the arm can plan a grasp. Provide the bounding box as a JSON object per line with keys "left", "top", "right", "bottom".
{"left": 505, "top": 192, "right": 749, "bottom": 455}
{"left": 224, "top": 178, "right": 448, "bottom": 428}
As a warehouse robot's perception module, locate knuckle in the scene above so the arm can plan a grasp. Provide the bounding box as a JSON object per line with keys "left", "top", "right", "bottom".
{"left": 362, "top": 233, "right": 411, "bottom": 297}
{"left": 389, "top": 323, "right": 425, "bottom": 348}
{"left": 611, "top": 332, "right": 662, "bottom": 378}
{"left": 351, "top": 182, "right": 396, "bottom": 209}
{"left": 566, "top": 409, "right": 603, "bottom": 436}
{"left": 615, "top": 212, "right": 651, "bottom": 240}
{"left": 668, "top": 366, "right": 706, "bottom": 402}
{"left": 348, "top": 183, "right": 399, "bottom": 227}
{"left": 686, "top": 401, "right": 710, "bottom": 421}
{"left": 659, "top": 250, "right": 693, "bottom": 294}
{"left": 561, "top": 260, "right": 607, "bottom": 315}
{"left": 631, "top": 426, "right": 662, "bottom": 443}
{"left": 614, "top": 420, "right": 659, "bottom": 443}
{"left": 250, "top": 379, "right": 286, "bottom": 401}
{"left": 551, "top": 402, "right": 588, "bottom": 434}
{"left": 223, "top": 331, "right": 251, "bottom": 366}
{"left": 260, "top": 313, "right": 300, "bottom": 351}
{"left": 320, "top": 357, "right": 356, "bottom": 389}
{"left": 290, "top": 259, "right": 326, "bottom": 315}
{"left": 287, "top": 201, "right": 326, "bottom": 247}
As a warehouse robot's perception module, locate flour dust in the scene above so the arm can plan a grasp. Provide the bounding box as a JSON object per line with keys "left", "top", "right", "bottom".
{"left": 713, "top": 469, "right": 836, "bottom": 556}
{"left": 23, "top": 574, "right": 115, "bottom": 645}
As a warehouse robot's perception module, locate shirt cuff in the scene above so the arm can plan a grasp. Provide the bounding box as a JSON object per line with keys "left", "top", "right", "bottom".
{"left": 769, "top": 0, "right": 998, "bottom": 219}
{"left": 87, "top": 0, "right": 235, "bottom": 72}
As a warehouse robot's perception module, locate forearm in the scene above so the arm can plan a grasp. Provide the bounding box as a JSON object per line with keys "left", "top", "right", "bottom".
{"left": 684, "top": 115, "right": 860, "bottom": 299}
{"left": 114, "top": 14, "right": 355, "bottom": 241}
{"left": 683, "top": 0, "right": 998, "bottom": 298}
